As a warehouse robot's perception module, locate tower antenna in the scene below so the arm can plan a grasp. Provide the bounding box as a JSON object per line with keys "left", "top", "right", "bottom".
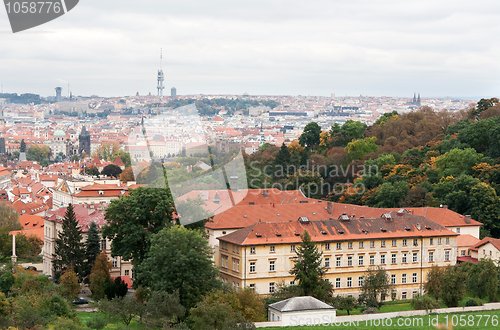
{"left": 157, "top": 48, "right": 165, "bottom": 98}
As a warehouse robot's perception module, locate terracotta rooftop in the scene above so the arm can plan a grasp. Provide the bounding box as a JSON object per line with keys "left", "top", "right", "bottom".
{"left": 470, "top": 237, "right": 500, "bottom": 252}
{"left": 457, "top": 234, "right": 480, "bottom": 247}
{"left": 218, "top": 211, "right": 458, "bottom": 246}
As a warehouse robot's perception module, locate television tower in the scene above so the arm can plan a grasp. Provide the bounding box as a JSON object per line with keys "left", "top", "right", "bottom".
{"left": 157, "top": 48, "right": 165, "bottom": 97}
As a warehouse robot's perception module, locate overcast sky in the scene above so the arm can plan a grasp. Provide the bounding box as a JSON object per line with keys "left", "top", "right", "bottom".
{"left": 0, "top": 0, "right": 499, "bottom": 98}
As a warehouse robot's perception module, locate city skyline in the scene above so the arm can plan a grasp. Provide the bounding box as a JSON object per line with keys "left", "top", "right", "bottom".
{"left": 0, "top": 0, "right": 499, "bottom": 98}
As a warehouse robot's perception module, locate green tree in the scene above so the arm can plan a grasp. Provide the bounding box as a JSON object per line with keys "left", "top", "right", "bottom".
{"left": 84, "top": 222, "right": 101, "bottom": 280}
{"left": 105, "top": 277, "right": 128, "bottom": 300}
{"left": 274, "top": 143, "right": 291, "bottom": 169}
{"left": 332, "top": 295, "right": 357, "bottom": 315}
{"left": 102, "top": 187, "right": 175, "bottom": 269}
{"left": 143, "top": 290, "right": 185, "bottom": 328}
{"left": 344, "top": 136, "right": 378, "bottom": 162}
{"left": 290, "top": 230, "right": 333, "bottom": 302}
{"left": 53, "top": 204, "right": 86, "bottom": 280}
{"left": 71, "top": 154, "right": 80, "bottom": 162}
{"left": 84, "top": 166, "right": 100, "bottom": 176}
{"left": 59, "top": 267, "right": 80, "bottom": 300}
{"left": 478, "top": 258, "right": 499, "bottom": 302}
{"left": 440, "top": 265, "right": 468, "bottom": 307}
{"left": 434, "top": 148, "right": 483, "bottom": 177}
{"left": 101, "top": 164, "right": 122, "bottom": 178}
{"left": 424, "top": 264, "right": 443, "bottom": 301}
{"left": 20, "top": 139, "right": 26, "bottom": 153}
{"left": 299, "top": 122, "right": 322, "bottom": 150}
{"left": 359, "top": 266, "right": 392, "bottom": 309}
{"left": 99, "top": 296, "right": 143, "bottom": 329}
{"left": 89, "top": 252, "right": 111, "bottom": 301}
{"left": 134, "top": 226, "right": 219, "bottom": 310}
{"left": 188, "top": 297, "right": 255, "bottom": 330}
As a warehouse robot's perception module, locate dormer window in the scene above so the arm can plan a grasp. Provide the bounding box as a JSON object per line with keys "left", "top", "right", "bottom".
{"left": 98, "top": 190, "right": 104, "bottom": 195}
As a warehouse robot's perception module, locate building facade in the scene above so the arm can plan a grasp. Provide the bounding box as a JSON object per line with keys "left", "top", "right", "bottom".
{"left": 217, "top": 211, "right": 458, "bottom": 300}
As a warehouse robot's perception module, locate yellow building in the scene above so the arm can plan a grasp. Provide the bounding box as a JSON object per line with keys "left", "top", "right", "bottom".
{"left": 218, "top": 211, "right": 458, "bottom": 300}
{"left": 42, "top": 204, "right": 132, "bottom": 279}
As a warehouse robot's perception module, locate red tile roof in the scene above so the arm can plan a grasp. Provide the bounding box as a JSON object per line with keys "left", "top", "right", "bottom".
{"left": 457, "top": 234, "right": 480, "bottom": 247}
{"left": 457, "top": 256, "right": 478, "bottom": 264}
{"left": 470, "top": 237, "right": 500, "bottom": 252}
{"left": 44, "top": 204, "right": 106, "bottom": 232}
{"left": 219, "top": 211, "right": 458, "bottom": 246}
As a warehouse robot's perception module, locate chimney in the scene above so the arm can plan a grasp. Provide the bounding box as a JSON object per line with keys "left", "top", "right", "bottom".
{"left": 465, "top": 215, "right": 471, "bottom": 224}
{"left": 263, "top": 190, "right": 269, "bottom": 199}
{"left": 327, "top": 201, "right": 332, "bottom": 215}
{"left": 443, "top": 205, "right": 448, "bottom": 209}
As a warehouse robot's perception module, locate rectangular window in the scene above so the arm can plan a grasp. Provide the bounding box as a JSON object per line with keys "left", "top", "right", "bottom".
{"left": 358, "top": 255, "right": 364, "bottom": 266}
{"left": 402, "top": 292, "right": 407, "bottom": 299}
{"left": 446, "top": 237, "right": 450, "bottom": 245}
{"left": 269, "top": 261, "right": 275, "bottom": 271}
{"left": 325, "top": 257, "right": 330, "bottom": 267}
{"left": 336, "top": 256, "right": 341, "bottom": 267}
{"left": 249, "top": 284, "right": 255, "bottom": 291}
{"left": 392, "top": 254, "right": 397, "bottom": 264}
{"left": 457, "top": 228, "right": 461, "bottom": 234}
{"left": 290, "top": 245, "right": 295, "bottom": 252}
{"left": 358, "top": 276, "right": 364, "bottom": 287}
{"left": 380, "top": 254, "right": 386, "bottom": 265}
{"left": 233, "top": 260, "right": 236, "bottom": 271}
{"left": 125, "top": 270, "right": 129, "bottom": 276}
{"left": 250, "top": 247, "right": 255, "bottom": 254}
{"left": 412, "top": 273, "right": 418, "bottom": 283}
{"left": 381, "top": 240, "right": 386, "bottom": 247}
{"left": 429, "top": 251, "right": 434, "bottom": 262}
{"left": 348, "top": 242, "right": 353, "bottom": 249}
{"left": 250, "top": 262, "right": 256, "bottom": 273}
{"left": 370, "top": 241, "right": 375, "bottom": 248}
{"left": 290, "top": 281, "right": 295, "bottom": 286}
{"left": 402, "top": 239, "right": 407, "bottom": 246}
{"left": 236, "top": 260, "right": 239, "bottom": 272}
{"left": 430, "top": 238, "right": 433, "bottom": 245}
{"left": 112, "top": 257, "right": 117, "bottom": 268}
{"left": 413, "top": 252, "right": 418, "bottom": 263}
{"left": 325, "top": 243, "right": 330, "bottom": 250}
{"left": 347, "top": 256, "right": 353, "bottom": 266}
{"left": 359, "top": 242, "right": 364, "bottom": 248}
{"left": 369, "top": 255, "right": 375, "bottom": 265}
{"left": 461, "top": 250, "right": 466, "bottom": 256}
{"left": 413, "top": 239, "right": 418, "bottom": 246}
{"left": 445, "top": 250, "right": 450, "bottom": 261}
{"left": 392, "top": 240, "right": 397, "bottom": 246}
{"left": 269, "top": 282, "right": 275, "bottom": 293}
{"left": 402, "top": 274, "right": 407, "bottom": 284}
{"left": 347, "top": 277, "right": 352, "bottom": 287}
{"left": 270, "top": 246, "right": 275, "bottom": 253}
{"left": 391, "top": 274, "right": 396, "bottom": 284}
{"left": 438, "top": 238, "right": 442, "bottom": 244}
{"left": 101, "top": 239, "right": 106, "bottom": 250}
{"left": 336, "top": 242, "right": 341, "bottom": 249}
{"left": 336, "top": 278, "right": 341, "bottom": 288}
{"left": 402, "top": 253, "right": 407, "bottom": 263}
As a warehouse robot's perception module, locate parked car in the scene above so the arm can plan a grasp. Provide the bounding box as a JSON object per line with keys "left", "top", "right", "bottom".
{"left": 72, "top": 298, "right": 88, "bottom": 305}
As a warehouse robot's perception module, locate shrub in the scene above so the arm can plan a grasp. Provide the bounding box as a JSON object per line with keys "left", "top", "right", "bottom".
{"left": 465, "top": 298, "right": 483, "bottom": 307}
{"left": 411, "top": 295, "right": 439, "bottom": 312}
{"left": 85, "top": 316, "right": 107, "bottom": 330}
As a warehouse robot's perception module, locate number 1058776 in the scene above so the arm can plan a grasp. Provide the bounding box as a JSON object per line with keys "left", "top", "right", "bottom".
{"left": 443, "top": 314, "right": 499, "bottom": 327}
{"left": 5, "top": 2, "right": 63, "bottom": 14}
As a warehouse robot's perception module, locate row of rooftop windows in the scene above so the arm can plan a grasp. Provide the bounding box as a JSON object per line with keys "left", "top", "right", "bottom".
{"left": 221, "top": 237, "right": 451, "bottom": 254}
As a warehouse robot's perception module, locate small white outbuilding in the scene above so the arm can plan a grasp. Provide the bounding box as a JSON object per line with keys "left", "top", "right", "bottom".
{"left": 268, "top": 296, "right": 336, "bottom": 327}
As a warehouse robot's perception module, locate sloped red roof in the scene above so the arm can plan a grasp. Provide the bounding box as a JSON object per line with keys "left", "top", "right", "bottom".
{"left": 470, "top": 237, "right": 500, "bottom": 252}
{"left": 218, "top": 211, "right": 458, "bottom": 246}
{"left": 457, "top": 234, "right": 480, "bottom": 247}
{"left": 113, "top": 156, "right": 125, "bottom": 167}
